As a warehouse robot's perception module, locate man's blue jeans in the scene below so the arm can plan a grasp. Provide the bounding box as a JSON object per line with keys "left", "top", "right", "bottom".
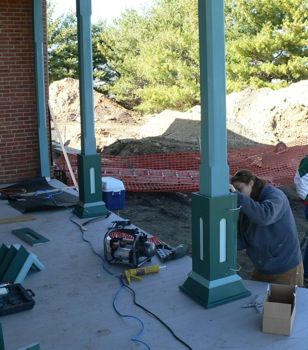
{"left": 304, "top": 246, "right": 308, "bottom": 278}
{"left": 304, "top": 205, "right": 308, "bottom": 221}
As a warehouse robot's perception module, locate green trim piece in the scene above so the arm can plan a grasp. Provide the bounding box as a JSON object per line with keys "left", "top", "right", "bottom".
{"left": 30, "top": 254, "right": 45, "bottom": 272}
{"left": 12, "top": 228, "right": 49, "bottom": 246}
{"left": 0, "top": 246, "right": 18, "bottom": 281}
{"left": 0, "top": 246, "right": 9, "bottom": 266}
{"left": 0, "top": 245, "right": 44, "bottom": 283}
{"left": 0, "top": 215, "right": 35, "bottom": 225}
{"left": 0, "top": 323, "right": 5, "bottom": 350}
{"left": 2, "top": 246, "right": 30, "bottom": 283}
{"left": 298, "top": 156, "right": 308, "bottom": 177}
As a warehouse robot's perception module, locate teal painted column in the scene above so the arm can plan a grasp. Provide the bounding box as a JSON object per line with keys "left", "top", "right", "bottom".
{"left": 74, "top": 0, "right": 107, "bottom": 218}
{"left": 180, "top": 0, "right": 250, "bottom": 308}
{"left": 0, "top": 322, "right": 4, "bottom": 350}
{"left": 33, "top": 0, "right": 50, "bottom": 178}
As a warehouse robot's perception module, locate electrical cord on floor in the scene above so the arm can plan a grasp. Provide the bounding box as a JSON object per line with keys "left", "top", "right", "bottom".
{"left": 120, "top": 276, "right": 192, "bottom": 350}
{"left": 113, "top": 284, "right": 151, "bottom": 350}
{"left": 70, "top": 215, "right": 192, "bottom": 350}
{"left": 70, "top": 215, "right": 118, "bottom": 278}
{"left": 70, "top": 215, "right": 151, "bottom": 349}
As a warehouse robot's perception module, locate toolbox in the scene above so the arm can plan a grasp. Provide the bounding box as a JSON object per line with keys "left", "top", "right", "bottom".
{"left": 101, "top": 177, "right": 125, "bottom": 210}
{"left": 0, "top": 283, "right": 35, "bottom": 316}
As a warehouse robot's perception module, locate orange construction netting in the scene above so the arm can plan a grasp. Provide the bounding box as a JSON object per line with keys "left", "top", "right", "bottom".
{"left": 55, "top": 144, "right": 308, "bottom": 192}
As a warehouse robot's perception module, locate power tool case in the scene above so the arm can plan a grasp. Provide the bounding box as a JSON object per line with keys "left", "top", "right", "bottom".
{"left": 0, "top": 283, "right": 35, "bottom": 316}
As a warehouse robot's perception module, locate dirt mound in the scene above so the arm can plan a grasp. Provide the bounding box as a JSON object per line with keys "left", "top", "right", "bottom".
{"left": 227, "top": 80, "right": 308, "bottom": 146}
{"left": 49, "top": 78, "right": 135, "bottom": 123}
{"left": 138, "top": 107, "right": 201, "bottom": 142}
{"left": 102, "top": 137, "right": 199, "bottom": 156}
{"left": 139, "top": 80, "right": 308, "bottom": 147}
{"left": 49, "top": 78, "right": 308, "bottom": 152}
{"left": 49, "top": 78, "right": 141, "bottom": 149}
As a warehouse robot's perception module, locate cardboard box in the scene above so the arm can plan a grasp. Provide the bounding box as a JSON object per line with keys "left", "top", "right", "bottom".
{"left": 262, "top": 284, "right": 296, "bottom": 336}
{"left": 101, "top": 177, "right": 125, "bottom": 210}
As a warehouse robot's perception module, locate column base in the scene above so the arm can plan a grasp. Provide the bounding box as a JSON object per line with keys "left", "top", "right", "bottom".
{"left": 75, "top": 153, "right": 108, "bottom": 218}
{"left": 180, "top": 271, "right": 251, "bottom": 309}
{"left": 74, "top": 200, "right": 108, "bottom": 218}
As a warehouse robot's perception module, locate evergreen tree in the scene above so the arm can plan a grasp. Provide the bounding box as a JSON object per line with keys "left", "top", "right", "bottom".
{"left": 99, "top": 0, "right": 200, "bottom": 112}
{"left": 47, "top": 3, "right": 115, "bottom": 85}
{"left": 225, "top": 0, "right": 308, "bottom": 91}
{"left": 48, "top": 0, "right": 307, "bottom": 112}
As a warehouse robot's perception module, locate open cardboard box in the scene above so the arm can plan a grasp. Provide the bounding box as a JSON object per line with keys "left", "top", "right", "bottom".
{"left": 262, "top": 283, "right": 296, "bottom": 336}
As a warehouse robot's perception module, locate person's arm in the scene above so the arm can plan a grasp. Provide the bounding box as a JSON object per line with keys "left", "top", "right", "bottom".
{"left": 236, "top": 188, "right": 284, "bottom": 226}
{"left": 294, "top": 170, "right": 308, "bottom": 200}
{"left": 237, "top": 212, "right": 248, "bottom": 250}
{"left": 237, "top": 235, "right": 247, "bottom": 250}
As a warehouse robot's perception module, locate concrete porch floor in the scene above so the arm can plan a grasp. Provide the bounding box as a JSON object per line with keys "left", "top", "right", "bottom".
{"left": 0, "top": 185, "right": 308, "bottom": 350}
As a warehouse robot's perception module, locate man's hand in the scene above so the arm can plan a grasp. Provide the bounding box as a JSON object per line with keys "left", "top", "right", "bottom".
{"left": 229, "top": 184, "right": 236, "bottom": 193}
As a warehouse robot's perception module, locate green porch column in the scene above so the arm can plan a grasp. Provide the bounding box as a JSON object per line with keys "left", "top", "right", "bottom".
{"left": 0, "top": 323, "right": 4, "bottom": 350}
{"left": 33, "top": 0, "right": 50, "bottom": 178}
{"left": 180, "top": 0, "right": 250, "bottom": 308}
{"left": 74, "top": 0, "right": 107, "bottom": 218}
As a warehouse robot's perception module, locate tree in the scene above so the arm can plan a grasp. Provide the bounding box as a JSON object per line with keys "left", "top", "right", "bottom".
{"left": 48, "top": 0, "right": 307, "bottom": 112}
{"left": 98, "top": 10, "right": 150, "bottom": 108}
{"left": 225, "top": 0, "right": 308, "bottom": 91}
{"left": 47, "top": 2, "right": 115, "bottom": 86}
{"left": 48, "top": 10, "right": 78, "bottom": 82}
{"left": 99, "top": 0, "right": 200, "bottom": 112}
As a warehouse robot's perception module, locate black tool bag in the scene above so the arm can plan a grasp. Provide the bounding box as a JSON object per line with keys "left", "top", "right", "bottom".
{"left": 0, "top": 283, "right": 35, "bottom": 316}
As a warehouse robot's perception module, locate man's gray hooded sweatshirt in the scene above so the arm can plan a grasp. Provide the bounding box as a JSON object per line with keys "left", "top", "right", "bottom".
{"left": 237, "top": 185, "right": 302, "bottom": 275}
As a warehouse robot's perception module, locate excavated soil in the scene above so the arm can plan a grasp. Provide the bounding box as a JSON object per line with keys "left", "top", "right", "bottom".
{"left": 50, "top": 78, "right": 308, "bottom": 151}
{"left": 49, "top": 78, "right": 308, "bottom": 283}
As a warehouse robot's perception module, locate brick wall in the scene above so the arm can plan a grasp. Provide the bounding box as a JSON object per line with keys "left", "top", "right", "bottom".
{"left": 0, "top": 0, "right": 49, "bottom": 184}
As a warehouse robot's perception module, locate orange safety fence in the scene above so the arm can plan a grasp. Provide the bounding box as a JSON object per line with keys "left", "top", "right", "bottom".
{"left": 55, "top": 144, "right": 308, "bottom": 192}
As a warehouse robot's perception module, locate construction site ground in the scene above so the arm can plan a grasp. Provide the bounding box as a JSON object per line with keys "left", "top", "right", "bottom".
{"left": 50, "top": 78, "right": 308, "bottom": 285}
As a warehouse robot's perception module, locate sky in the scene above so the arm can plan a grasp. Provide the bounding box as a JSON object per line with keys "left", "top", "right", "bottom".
{"left": 50, "top": 0, "right": 155, "bottom": 23}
